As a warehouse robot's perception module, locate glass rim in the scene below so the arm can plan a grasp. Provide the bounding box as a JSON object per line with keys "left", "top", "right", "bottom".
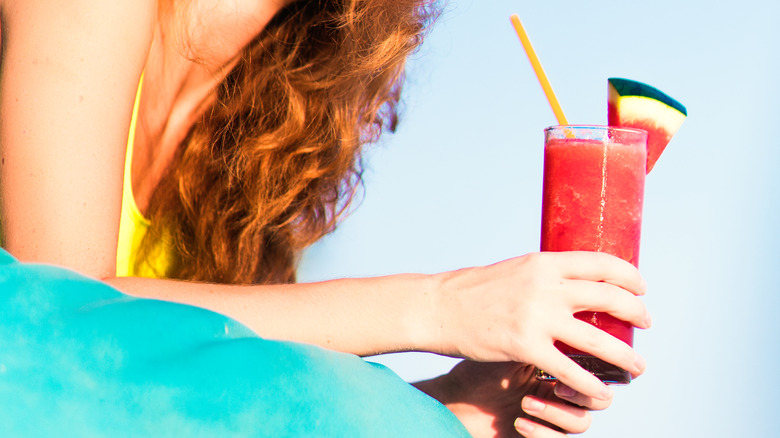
{"left": 544, "top": 124, "right": 647, "bottom": 136}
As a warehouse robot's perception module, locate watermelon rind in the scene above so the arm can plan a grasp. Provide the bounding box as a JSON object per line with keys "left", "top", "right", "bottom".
{"left": 608, "top": 78, "right": 687, "bottom": 116}
{"left": 608, "top": 78, "right": 687, "bottom": 173}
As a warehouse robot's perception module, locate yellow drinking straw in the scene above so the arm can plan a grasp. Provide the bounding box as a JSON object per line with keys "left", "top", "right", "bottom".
{"left": 510, "top": 14, "right": 569, "bottom": 125}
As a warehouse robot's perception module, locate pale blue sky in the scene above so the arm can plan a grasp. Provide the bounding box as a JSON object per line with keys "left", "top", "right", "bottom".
{"left": 299, "top": 1, "right": 780, "bottom": 436}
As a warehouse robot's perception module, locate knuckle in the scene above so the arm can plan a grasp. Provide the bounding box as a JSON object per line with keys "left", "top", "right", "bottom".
{"left": 519, "top": 251, "right": 548, "bottom": 272}
{"left": 619, "top": 345, "right": 635, "bottom": 365}
{"left": 596, "top": 282, "right": 617, "bottom": 302}
{"left": 581, "top": 326, "right": 602, "bottom": 352}
{"left": 554, "top": 359, "right": 579, "bottom": 383}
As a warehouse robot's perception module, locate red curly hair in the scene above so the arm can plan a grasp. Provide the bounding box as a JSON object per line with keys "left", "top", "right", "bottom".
{"left": 140, "top": 0, "right": 440, "bottom": 284}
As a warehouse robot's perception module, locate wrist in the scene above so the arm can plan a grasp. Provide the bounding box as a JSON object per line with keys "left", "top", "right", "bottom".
{"left": 346, "top": 272, "right": 444, "bottom": 355}
{"left": 404, "top": 271, "right": 450, "bottom": 355}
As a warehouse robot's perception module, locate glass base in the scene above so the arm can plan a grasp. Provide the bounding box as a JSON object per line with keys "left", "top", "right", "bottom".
{"left": 536, "top": 354, "right": 631, "bottom": 385}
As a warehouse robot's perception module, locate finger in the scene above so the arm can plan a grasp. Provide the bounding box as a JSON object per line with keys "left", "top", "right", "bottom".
{"left": 555, "top": 319, "right": 647, "bottom": 378}
{"left": 514, "top": 416, "right": 564, "bottom": 438}
{"left": 534, "top": 346, "right": 614, "bottom": 403}
{"left": 521, "top": 395, "right": 592, "bottom": 435}
{"left": 553, "top": 383, "right": 612, "bottom": 411}
{"left": 563, "top": 279, "right": 652, "bottom": 329}
{"left": 553, "top": 251, "right": 646, "bottom": 296}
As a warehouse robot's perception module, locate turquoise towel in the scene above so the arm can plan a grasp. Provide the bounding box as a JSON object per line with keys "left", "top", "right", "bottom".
{"left": 0, "top": 250, "right": 470, "bottom": 437}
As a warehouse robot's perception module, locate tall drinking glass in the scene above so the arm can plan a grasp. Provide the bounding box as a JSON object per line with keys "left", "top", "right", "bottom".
{"left": 537, "top": 125, "right": 647, "bottom": 384}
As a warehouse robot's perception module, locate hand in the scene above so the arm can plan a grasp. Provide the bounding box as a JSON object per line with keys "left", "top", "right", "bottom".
{"left": 416, "top": 361, "right": 609, "bottom": 437}
{"left": 429, "top": 251, "right": 651, "bottom": 402}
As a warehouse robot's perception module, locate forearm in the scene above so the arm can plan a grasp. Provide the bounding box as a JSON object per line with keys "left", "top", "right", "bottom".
{"left": 104, "top": 274, "right": 441, "bottom": 357}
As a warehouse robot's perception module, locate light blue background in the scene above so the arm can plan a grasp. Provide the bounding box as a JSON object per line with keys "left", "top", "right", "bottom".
{"left": 300, "top": 1, "right": 780, "bottom": 436}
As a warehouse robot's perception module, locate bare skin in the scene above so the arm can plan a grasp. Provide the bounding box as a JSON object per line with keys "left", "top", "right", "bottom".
{"left": 0, "top": 1, "right": 651, "bottom": 435}
{"left": 415, "top": 361, "right": 608, "bottom": 438}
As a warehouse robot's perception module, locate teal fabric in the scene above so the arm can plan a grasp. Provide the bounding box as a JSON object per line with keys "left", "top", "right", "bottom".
{"left": 0, "top": 250, "right": 470, "bottom": 437}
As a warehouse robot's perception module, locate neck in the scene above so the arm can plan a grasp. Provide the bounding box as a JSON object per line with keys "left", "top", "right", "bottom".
{"left": 130, "top": 0, "right": 293, "bottom": 214}
{"left": 172, "top": 0, "right": 292, "bottom": 72}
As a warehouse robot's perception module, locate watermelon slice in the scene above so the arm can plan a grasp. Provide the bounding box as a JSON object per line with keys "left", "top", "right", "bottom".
{"left": 608, "top": 78, "right": 687, "bottom": 173}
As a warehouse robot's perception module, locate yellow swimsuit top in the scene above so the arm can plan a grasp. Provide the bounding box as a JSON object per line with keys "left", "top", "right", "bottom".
{"left": 116, "top": 75, "right": 173, "bottom": 278}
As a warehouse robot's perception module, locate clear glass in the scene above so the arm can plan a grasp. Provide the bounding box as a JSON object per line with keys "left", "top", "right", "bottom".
{"left": 536, "top": 125, "right": 647, "bottom": 384}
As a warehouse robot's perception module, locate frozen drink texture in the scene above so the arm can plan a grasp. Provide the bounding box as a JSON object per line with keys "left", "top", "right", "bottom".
{"left": 540, "top": 126, "right": 647, "bottom": 384}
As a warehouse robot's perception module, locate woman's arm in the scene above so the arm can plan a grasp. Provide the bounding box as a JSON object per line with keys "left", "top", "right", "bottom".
{"left": 108, "top": 251, "right": 650, "bottom": 404}
{"left": 107, "top": 273, "right": 438, "bottom": 356}
{"left": 0, "top": 0, "right": 155, "bottom": 278}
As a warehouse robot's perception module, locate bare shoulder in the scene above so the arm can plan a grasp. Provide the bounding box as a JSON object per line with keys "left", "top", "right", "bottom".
{"left": 0, "top": 0, "right": 158, "bottom": 104}
{"left": 0, "top": 0, "right": 158, "bottom": 277}
{"left": 0, "top": 0, "right": 157, "bottom": 44}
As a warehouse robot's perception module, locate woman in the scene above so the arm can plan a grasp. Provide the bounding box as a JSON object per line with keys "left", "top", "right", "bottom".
{"left": 0, "top": 0, "right": 651, "bottom": 436}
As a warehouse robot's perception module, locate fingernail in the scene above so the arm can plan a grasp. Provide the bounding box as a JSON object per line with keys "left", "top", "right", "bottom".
{"left": 554, "top": 384, "right": 575, "bottom": 398}
{"left": 634, "top": 354, "right": 647, "bottom": 373}
{"left": 640, "top": 276, "right": 648, "bottom": 294}
{"left": 645, "top": 313, "right": 653, "bottom": 328}
{"left": 522, "top": 397, "right": 546, "bottom": 414}
{"left": 514, "top": 418, "right": 535, "bottom": 435}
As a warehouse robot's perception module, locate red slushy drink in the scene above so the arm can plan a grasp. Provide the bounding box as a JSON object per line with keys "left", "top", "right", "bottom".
{"left": 539, "top": 125, "right": 647, "bottom": 384}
